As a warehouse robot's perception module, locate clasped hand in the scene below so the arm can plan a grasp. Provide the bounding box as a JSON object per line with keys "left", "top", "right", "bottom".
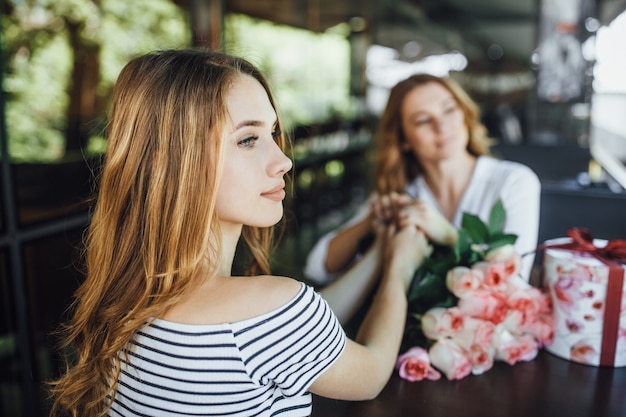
{"left": 369, "top": 193, "right": 438, "bottom": 291}
{"left": 369, "top": 192, "right": 458, "bottom": 248}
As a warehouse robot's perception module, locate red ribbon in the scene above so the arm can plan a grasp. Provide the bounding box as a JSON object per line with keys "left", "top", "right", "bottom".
{"left": 556, "top": 228, "right": 626, "bottom": 263}
{"left": 543, "top": 227, "right": 626, "bottom": 367}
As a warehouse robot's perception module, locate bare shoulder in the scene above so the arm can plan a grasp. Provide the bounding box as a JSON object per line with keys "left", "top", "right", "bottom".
{"left": 247, "top": 274, "right": 304, "bottom": 297}
{"left": 163, "top": 274, "right": 304, "bottom": 325}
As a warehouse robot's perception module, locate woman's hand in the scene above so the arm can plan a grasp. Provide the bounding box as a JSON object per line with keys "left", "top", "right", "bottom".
{"left": 322, "top": 193, "right": 405, "bottom": 274}
{"left": 369, "top": 192, "right": 413, "bottom": 229}
{"left": 397, "top": 199, "right": 458, "bottom": 247}
{"left": 384, "top": 225, "right": 433, "bottom": 292}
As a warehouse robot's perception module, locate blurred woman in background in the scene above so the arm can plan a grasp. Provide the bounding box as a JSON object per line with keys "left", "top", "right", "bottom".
{"left": 305, "top": 73, "right": 541, "bottom": 289}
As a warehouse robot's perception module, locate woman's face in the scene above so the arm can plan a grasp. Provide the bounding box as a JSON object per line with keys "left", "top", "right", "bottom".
{"left": 216, "top": 75, "right": 292, "bottom": 231}
{"left": 399, "top": 81, "right": 468, "bottom": 164}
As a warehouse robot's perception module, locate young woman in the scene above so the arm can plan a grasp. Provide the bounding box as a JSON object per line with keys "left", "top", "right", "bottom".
{"left": 304, "top": 73, "right": 541, "bottom": 285}
{"left": 48, "top": 49, "right": 431, "bottom": 417}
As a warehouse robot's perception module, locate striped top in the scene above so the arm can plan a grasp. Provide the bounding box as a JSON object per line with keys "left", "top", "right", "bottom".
{"left": 108, "top": 283, "right": 346, "bottom": 416}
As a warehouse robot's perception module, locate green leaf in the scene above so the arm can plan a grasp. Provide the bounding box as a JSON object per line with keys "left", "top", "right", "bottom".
{"left": 414, "top": 271, "right": 446, "bottom": 298}
{"left": 487, "top": 233, "right": 518, "bottom": 249}
{"left": 427, "top": 247, "right": 457, "bottom": 275}
{"left": 488, "top": 200, "right": 506, "bottom": 236}
{"left": 466, "top": 250, "right": 483, "bottom": 265}
{"left": 407, "top": 268, "right": 429, "bottom": 301}
{"left": 455, "top": 229, "right": 473, "bottom": 256}
{"left": 461, "top": 213, "right": 489, "bottom": 243}
{"left": 432, "top": 294, "right": 458, "bottom": 309}
{"left": 408, "top": 267, "right": 451, "bottom": 313}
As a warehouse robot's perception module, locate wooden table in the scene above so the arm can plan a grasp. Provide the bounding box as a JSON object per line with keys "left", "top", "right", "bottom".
{"left": 312, "top": 350, "right": 626, "bottom": 417}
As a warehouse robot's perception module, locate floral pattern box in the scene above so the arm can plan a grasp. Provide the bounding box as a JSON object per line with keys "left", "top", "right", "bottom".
{"left": 542, "top": 233, "right": 626, "bottom": 367}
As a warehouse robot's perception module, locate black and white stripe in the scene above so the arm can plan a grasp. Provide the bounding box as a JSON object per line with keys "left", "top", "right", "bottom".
{"left": 109, "top": 283, "right": 346, "bottom": 416}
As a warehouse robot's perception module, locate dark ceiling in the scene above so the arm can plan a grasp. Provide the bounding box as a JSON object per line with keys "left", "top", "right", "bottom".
{"left": 223, "top": 0, "right": 626, "bottom": 69}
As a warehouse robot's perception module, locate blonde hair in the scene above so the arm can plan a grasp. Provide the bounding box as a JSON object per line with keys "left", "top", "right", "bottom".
{"left": 49, "top": 49, "right": 287, "bottom": 417}
{"left": 374, "top": 73, "right": 493, "bottom": 194}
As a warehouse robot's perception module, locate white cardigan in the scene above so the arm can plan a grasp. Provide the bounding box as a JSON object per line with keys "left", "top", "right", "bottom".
{"left": 304, "top": 156, "right": 541, "bottom": 284}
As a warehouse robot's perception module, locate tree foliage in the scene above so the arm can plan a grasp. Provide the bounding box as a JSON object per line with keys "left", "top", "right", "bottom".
{"left": 224, "top": 14, "right": 356, "bottom": 130}
{"left": 2, "top": 3, "right": 356, "bottom": 162}
{"left": 2, "top": 0, "right": 190, "bottom": 162}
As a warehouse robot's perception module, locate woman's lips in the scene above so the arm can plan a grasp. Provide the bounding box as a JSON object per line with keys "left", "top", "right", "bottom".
{"left": 261, "top": 187, "right": 286, "bottom": 201}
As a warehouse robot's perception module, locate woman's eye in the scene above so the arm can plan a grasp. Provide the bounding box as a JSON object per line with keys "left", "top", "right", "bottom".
{"left": 271, "top": 129, "right": 281, "bottom": 140}
{"left": 416, "top": 118, "right": 431, "bottom": 126}
{"left": 238, "top": 136, "right": 258, "bottom": 148}
{"left": 445, "top": 105, "right": 458, "bottom": 114}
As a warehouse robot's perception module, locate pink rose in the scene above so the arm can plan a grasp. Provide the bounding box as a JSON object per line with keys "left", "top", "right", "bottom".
{"left": 484, "top": 244, "right": 521, "bottom": 278}
{"left": 506, "top": 274, "right": 532, "bottom": 292}
{"left": 446, "top": 266, "right": 481, "bottom": 298}
{"left": 502, "top": 287, "right": 543, "bottom": 333}
{"left": 528, "top": 314, "right": 555, "bottom": 346}
{"left": 452, "top": 317, "right": 495, "bottom": 351}
{"left": 468, "top": 344, "right": 495, "bottom": 375}
{"left": 508, "top": 287, "right": 541, "bottom": 311}
{"left": 421, "top": 307, "right": 465, "bottom": 339}
{"left": 458, "top": 289, "right": 508, "bottom": 324}
{"left": 396, "top": 347, "right": 441, "bottom": 382}
{"left": 472, "top": 261, "right": 509, "bottom": 292}
{"left": 493, "top": 329, "right": 538, "bottom": 365}
{"left": 428, "top": 338, "right": 472, "bottom": 380}
{"left": 537, "top": 291, "right": 553, "bottom": 315}
{"left": 502, "top": 309, "right": 534, "bottom": 335}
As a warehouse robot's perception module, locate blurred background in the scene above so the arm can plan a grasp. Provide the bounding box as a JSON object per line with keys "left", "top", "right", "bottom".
{"left": 1, "top": 0, "right": 626, "bottom": 415}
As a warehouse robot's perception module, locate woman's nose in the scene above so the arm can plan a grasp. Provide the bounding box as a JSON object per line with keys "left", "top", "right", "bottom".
{"left": 432, "top": 117, "right": 445, "bottom": 133}
{"left": 270, "top": 142, "right": 293, "bottom": 176}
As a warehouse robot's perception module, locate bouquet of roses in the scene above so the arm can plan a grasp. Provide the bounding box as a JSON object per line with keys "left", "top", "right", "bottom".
{"left": 396, "top": 200, "right": 554, "bottom": 381}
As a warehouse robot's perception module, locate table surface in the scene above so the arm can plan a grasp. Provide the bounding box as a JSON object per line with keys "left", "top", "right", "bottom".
{"left": 311, "top": 350, "right": 626, "bottom": 417}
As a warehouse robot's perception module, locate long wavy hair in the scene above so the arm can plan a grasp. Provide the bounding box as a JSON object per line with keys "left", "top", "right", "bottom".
{"left": 374, "top": 73, "right": 493, "bottom": 195}
{"left": 48, "top": 49, "right": 288, "bottom": 417}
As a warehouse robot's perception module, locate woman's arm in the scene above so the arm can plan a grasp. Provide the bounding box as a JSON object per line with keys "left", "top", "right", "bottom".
{"left": 324, "top": 215, "right": 373, "bottom": 273}
{"left": 324, "top": 192, "right": 416, "bottom": 274}
{"left": 303, "top": 202, "right": 372, "bottom": 284}
{"left": 309, "top": 225, "right": 432, "bottom": 400}
{"left": 319, "top": 237, "right": 383, "bottom": 325}
{"left": 304, "top": 193, "right": 398, "bottom": 282}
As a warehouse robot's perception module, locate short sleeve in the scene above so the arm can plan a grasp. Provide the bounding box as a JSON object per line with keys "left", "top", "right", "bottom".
{"left": 231, "top": 284, "right": 347, "bottom": 398}
{"left": 303, "top": 230, "right": 340, "bottom": 284}
{"left": 303, "top": 199, "right": 372, "bottom": 284}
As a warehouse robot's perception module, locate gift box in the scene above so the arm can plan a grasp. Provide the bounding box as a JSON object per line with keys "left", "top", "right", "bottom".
{"left": 542, "top": 229, "right": 626, "bottom": 367}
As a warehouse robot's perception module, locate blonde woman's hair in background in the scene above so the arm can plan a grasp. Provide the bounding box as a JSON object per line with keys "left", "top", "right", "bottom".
{"left": 49, "top": 49, "right": 289, "bottom": 417}
{"left": 374, "top": 73, "right": 493, "bottom": 195}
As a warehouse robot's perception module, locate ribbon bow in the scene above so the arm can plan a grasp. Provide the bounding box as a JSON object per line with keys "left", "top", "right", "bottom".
{"left": 564, "top": 227, "right": 626, "bottom": 264}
